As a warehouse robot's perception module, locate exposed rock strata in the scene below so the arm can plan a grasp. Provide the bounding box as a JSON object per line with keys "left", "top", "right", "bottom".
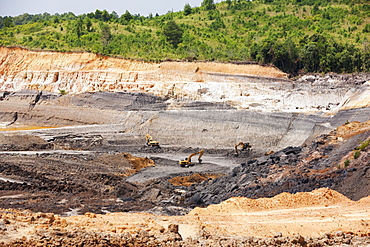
{"left": 1, "top": 47, "right": 369, "bottom": 113}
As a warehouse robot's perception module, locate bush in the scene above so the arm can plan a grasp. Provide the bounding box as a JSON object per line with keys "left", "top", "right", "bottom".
{"left": 353, "top": 150, "right": 361, "bottom": 159}
{"left": 344, "top": 159, "right": 350, "bottom": 167}
{"left": 355, "top": 139, "right": 370, "bottom": 151}
{"left": 59, "top": 89, "right": 68, "bottom": 95}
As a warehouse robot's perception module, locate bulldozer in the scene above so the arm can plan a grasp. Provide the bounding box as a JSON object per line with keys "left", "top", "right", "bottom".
{"left": 179, "top": 150, "right": 204, "bottom": 167}
{"left": 234, "top": 142, "right": 252, "bottom": 156}
{"left": 145, "top": 134, "right": 160, "bottom": 147}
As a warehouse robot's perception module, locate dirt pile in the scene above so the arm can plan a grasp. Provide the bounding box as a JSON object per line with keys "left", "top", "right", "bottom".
{"left": 189, "top": 188, "right": 352, "bottom": 215}
{"left": 0, "top": 189, "right": 369, "bottom": 246}
{"left": 169, "top": 173, "right": 224, "bottom": 187}
{"left": 94, "top": 152, "right": 156, "bottom": 177}
{"left": 0, "top": 133, "right": 53, "bottom": 151}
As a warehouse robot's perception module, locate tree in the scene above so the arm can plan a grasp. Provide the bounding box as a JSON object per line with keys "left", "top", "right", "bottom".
{"left": 94, "top": 9, "right": 102, "bottom": 20}
{"left": 101, "top": 10, "right": 110, "bottom": 22}
{"left": 201, "top": 0, "right": 216, "bottom": 11}
{"left": 3, "top": 17, "right": 14, "bottom": 28}
{"left": 53, "top": 16, "right": 60, "bottom": 24}
{"left": 226, "top": 0, "right": 232, "bottom": 9}
{"left": 100, "top": 22, "right": 112, "bottom": 53}
{"left": 75, "top": 17, "right": 84, "bottom": 38}
{"left": 363, "top": 24, "right": 370, "bottom": 33}
{"left": 84, "top": 17, "right": 93, "bottom": 32}
{"left": 184, "top": 4, "right": 192, "bottom": 16}
{"left": 120, "top": 10, "right": 133, "bottom": 23}
{"left": 163, "top": 20, "right": 183, "bottom": 47}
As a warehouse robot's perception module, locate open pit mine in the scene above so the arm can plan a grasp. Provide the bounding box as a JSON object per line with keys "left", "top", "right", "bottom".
{"left": 0, "top": 47, "right": 369, "bottom": 246}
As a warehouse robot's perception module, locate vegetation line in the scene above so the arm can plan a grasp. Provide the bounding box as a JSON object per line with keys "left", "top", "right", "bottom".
{"left": 1, "top": 0, "right": 369, "bottom": 75}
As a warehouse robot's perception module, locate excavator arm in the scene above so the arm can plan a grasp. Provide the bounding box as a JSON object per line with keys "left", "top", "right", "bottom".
{"left": 145, "top": 134, "right": 159, "bottom": 146}
{"left": 234, "top": 142, "right": 251, "bottom": 156}
{"left": 179, "top": 150, "right": 204, "bottom": 167}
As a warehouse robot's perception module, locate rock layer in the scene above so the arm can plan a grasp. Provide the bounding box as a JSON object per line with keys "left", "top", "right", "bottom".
{"left": 2, "top": 47, "right": 369, "bottom": 113}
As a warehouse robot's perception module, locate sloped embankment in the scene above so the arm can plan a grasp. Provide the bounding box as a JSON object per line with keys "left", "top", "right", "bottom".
{"left": 185, "top": 120, "right": 370, "bottom": 204}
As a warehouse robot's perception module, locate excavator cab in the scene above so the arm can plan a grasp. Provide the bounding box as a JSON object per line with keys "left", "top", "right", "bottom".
{"left": 234, "top": 142, "right": 252, "bottom": 156}
{"left": 179, "top": 150, "right": 204, "bottom": 167}
{"left": 145, "top": 134, "right": 160, "bottom": 147}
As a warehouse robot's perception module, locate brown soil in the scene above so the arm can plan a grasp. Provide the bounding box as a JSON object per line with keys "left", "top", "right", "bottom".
{"left": 169, "top": 173, "right": 224, "bottom": 186}
{"left": 93, "top": 152, "right": 155, "bottom": 177}
{"left": 0, "top": 188, "right": 369, "bottom": 246}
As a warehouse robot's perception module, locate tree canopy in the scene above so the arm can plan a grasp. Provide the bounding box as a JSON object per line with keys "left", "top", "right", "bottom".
{"left": 163, "top": 21, "right": 183, "bottom": 47}
{"left": 0, "top": 0, "right": 369, "bottom": 74}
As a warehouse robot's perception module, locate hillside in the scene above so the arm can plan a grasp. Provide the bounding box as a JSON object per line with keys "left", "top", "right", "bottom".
{"left": 0, "top": 1, "right": 370, "bottom": 245}
{"left": 1, "top": 0, "right": 370, "bottom": 74}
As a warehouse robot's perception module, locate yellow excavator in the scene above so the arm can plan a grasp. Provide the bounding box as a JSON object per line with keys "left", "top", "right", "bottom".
{"left": 145, "top": 134, "right": 160, "bottom": 147}
{"left": 179, "top": 150, "right": 204, "bottom": 167}
{"left": 234, "top": 142, "right": 252, "bottom": 156}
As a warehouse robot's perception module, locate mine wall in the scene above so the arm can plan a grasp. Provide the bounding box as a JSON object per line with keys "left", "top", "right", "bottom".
{"left": 0, "top": 47, "right": 369, "bottom": 152}
{"left": 4, "top": 100, "right": 370, "bottom": 154}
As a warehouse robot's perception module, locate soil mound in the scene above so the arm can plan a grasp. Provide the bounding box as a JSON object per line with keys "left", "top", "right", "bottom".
{"left": 0, "top": 133, "right": 52, "bottom": 151}
{"left": 0, "top": 188, "right": 369, "bottom": 246}
{"left": 335, "top": 120, "right": 370, "bottom": 139}
{"left": 189, "top": 188, "right": 352, "bottom": 215}
{"left": 169, "top": 173, "right": 223, "bottom": 186}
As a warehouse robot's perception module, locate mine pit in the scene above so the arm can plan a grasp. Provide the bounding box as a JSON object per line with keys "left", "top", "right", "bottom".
{"left": 0, "top": 47, "right": 369, "bottom": 246}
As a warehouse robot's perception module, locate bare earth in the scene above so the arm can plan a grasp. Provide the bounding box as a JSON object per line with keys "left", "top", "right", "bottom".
{"left": 0, "top": 188, "right": 369, "bottom": 246}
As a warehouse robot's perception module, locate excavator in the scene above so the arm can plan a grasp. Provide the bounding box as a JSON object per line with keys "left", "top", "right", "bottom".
{"left": 179, "top": 150, "right": 204, "bottom": 167}
{"left": 234, "top": 142, "right": 252, "bottom": 156}
{"left": 145, "top": 134, "right": 160, "bottom": 147}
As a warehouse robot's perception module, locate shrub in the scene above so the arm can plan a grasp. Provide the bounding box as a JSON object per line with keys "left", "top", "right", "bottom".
{"left": 344, "top": 159, "right": 350, "bottom": 167}
{"left": 59, "top": 89, "right": 68, "bottom": 95}
{"left": 355, "top": 139, "right": 370, "bottom": 151}
{"left": 353, "top": 150, "right": 361, "bottom": 159}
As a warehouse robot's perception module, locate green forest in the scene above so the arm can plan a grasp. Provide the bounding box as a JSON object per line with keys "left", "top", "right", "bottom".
{"left": 1, "top": 0, "right": 370, "bottom": 75}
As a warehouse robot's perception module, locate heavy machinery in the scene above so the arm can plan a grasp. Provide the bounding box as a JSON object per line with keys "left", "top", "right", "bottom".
{"left": 145, "top": 134, "right": 160, "bottom": 147}
{"left": 234, "top": 142, "right": 252, "bottom": 156}
{"left": 179, "top": 150, "right": 204, "bottom": 167}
